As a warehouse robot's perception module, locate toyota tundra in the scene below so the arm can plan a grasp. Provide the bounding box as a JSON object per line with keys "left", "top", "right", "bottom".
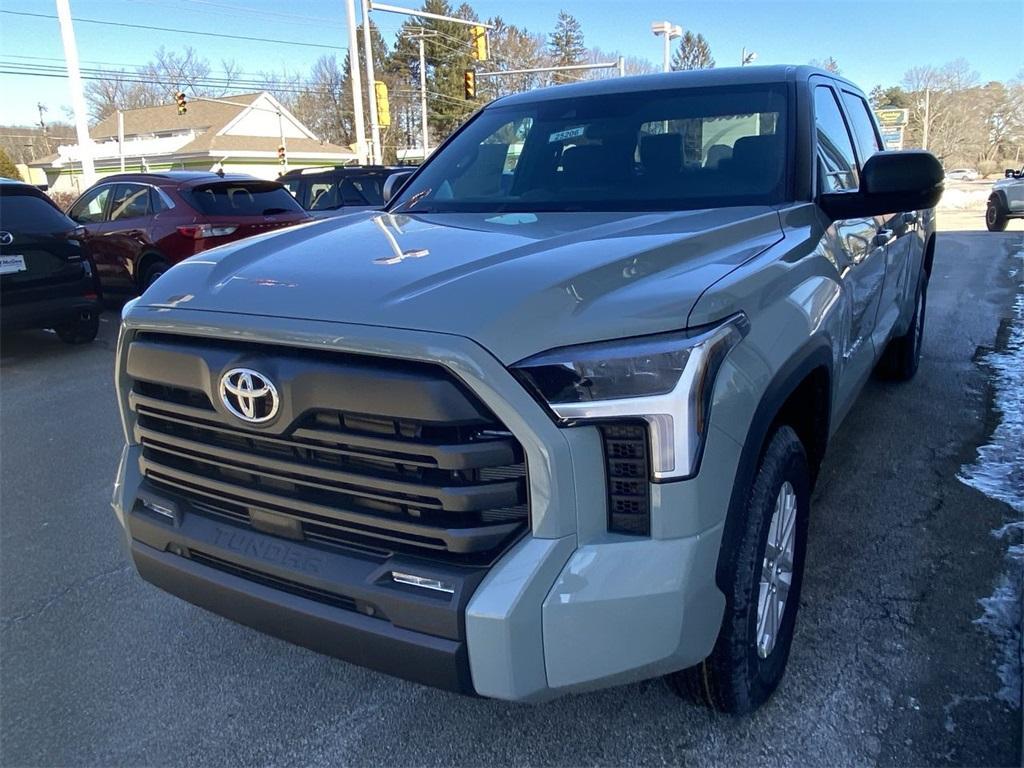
{"left": 112, "top": 66, "right": 942, "bottom": 713}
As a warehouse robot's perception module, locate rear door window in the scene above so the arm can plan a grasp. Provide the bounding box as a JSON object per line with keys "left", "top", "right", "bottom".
{"left": 109, "top": 183, "right": 152, "bottom": 221}
{"left": 69, "top": 185, "right": 112, "bottom": 223}
{"left": 814, "top": 86, "right": 859, "bottom": 192}
{"left": 308, "top": 180, "right": 341, "bottom": 210}
{"left": 187, "top": 182, "right": 304, "bottom": 216}
{"left": 0, "top": 192, "right": 74, "bottom": 234}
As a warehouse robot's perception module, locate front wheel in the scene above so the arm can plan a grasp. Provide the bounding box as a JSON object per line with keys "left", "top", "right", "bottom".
{"left": 986, "top": 200, "right": 1009, "bottom": 232}
{"left": 667, "top": 425, "right": 810, "bottom": 714}
{"left": 54, "top": 310, "right": 100, "bottom": 344}
{"left": 142, "top": 260, "right": 170, "bottom": 290}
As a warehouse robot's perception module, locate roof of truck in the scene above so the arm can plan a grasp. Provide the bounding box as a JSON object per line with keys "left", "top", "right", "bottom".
{"left": 494, "top": 65, "right": 859, "bottom": 107}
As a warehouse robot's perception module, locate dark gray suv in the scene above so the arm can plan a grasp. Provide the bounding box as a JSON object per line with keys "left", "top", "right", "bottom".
{"left": 112, "top": 66, "right": 942, "bottom": 713}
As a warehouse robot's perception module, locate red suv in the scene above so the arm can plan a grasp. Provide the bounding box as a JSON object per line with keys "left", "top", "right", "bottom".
{"left": 67, "top": 171, "right": 311, "bottom": 292}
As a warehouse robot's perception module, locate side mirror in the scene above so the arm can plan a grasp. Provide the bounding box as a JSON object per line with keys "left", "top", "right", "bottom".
{"left": 1006, "top": 168, "right": 1018, "bottom": 179}
{"left": 820, "top": 150, "right": 944, "bottom": 220}
{"left": 383, "top": 171, "right": 414, "bottom": 204}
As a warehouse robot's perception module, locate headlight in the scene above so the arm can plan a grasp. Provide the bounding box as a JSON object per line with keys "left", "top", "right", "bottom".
{"left": 512, "top": 314, "right": 748, "bottom": 480}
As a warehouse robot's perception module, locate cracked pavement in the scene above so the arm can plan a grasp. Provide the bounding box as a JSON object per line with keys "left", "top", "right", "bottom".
{"left": 1, "top": 230, "right": 1021, "bottom": 766}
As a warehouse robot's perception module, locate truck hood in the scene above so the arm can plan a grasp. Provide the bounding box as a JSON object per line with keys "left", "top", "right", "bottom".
{"left": 142, "top": 208, "right": 783, "bottom": 364}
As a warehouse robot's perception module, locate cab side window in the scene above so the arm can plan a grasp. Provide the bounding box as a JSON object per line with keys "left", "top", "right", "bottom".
{"left": 840, "top": 91, "right": 882, "bottom": 166}
{"left": 814, "top": 86, "right": 858, "bottom": 192}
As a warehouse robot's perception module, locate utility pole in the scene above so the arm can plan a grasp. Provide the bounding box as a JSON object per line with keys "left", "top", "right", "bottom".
{"left": 405, "top": 27, "right": 436, "bottom": 161}
{"left": 344, "top": 0, "right": 369, "bottom": 165}
{"left": 360, "top": 0, "right": 382, "bottom": 164}
{"left": 418, "top": 36, "right": 429, "bottom": 159}
{"left": 55, "top": 0, "right": 95, "bottom": 188}
{"left": 117, "top": 109, "right": 125, "bottom": 171}
{"left": 36, "top": 102, "right": 51, "bottom": 155}
{"left": 921, "top": 88, "right": 929, "bottom": 151}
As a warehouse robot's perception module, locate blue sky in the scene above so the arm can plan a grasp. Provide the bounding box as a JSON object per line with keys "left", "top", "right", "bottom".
{"left": 1, "top": 0, "right": 1021, "bottom": 126}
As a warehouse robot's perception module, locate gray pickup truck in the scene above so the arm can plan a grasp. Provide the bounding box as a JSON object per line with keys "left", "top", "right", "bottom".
{"left": 112, "top": 66, "right": 942, "bottom": 714}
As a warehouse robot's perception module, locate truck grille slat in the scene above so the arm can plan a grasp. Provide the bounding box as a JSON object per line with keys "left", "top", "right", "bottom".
{"left": 127, "top": 334, "right": 530, "bottom": 564}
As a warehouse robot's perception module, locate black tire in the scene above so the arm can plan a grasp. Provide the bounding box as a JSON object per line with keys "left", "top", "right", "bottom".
{"left": 141, "top": 260, "right": 170, "bottom": 290}
{"left": 986, "top": 199, "right": 1009, "bottom": 232}
{"left": 878, "top": 272, "right": 927, "bottom": 381}
{"left": 667, "top": 425, "right": 810, "bottom": 714}
{"left": 54, "top": 310, "right": 100, "bottom": 344}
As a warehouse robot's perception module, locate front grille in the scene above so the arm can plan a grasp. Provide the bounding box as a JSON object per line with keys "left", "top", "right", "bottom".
{"left": 128, "top": 335, "right": 529, "bottom": 565}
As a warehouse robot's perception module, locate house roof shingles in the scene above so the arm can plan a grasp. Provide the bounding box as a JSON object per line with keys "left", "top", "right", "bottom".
{"left": 90, "top": 92, "right": 263, "bottom": 140}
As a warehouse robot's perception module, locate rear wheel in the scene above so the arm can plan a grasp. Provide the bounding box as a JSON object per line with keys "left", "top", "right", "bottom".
{"left": 667, "top": 425, "right": 810, "bottom": 714}
{"left": 986, "top": 199, "right": 1009, "bottom": 232}
{"left": 54, "top": 309, "right": 100, "bottom": 344}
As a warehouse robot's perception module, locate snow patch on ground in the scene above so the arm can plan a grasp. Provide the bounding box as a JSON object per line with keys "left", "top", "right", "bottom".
{"left": 959, "top": 248, "right": 1023, "bottom": 709}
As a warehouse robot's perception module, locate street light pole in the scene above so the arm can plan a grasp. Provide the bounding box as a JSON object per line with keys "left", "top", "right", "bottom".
{"left": 361, "top": 0, "right": 382, "bottom": 165}
{"left": 343, "top": 0, "right": 368, "bottom": 164}
{"left": 55, "top": 0, "right": 95, "bottom": 188}
{"left": 651, "top": 21, "right": 682, "bottom": 73}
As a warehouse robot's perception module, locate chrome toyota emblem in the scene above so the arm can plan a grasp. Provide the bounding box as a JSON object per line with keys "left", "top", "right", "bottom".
{"left": 219, "top": 368, "right": 279, "bottom": 423}
{"left": 0, "top": 232, "right": 13, "bottom": 245}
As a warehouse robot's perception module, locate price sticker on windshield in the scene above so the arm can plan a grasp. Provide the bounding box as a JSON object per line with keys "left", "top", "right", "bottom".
{"left": 549, "top": 126, "right": 585, "bottom": 143}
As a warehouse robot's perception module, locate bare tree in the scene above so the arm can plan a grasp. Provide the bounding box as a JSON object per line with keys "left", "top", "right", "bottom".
{"left": 85, "top": 47, "right": 241, "bottom": 123}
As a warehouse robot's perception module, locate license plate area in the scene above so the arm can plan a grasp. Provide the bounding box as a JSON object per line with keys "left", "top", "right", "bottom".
{"left": 0, "top": 255, "right": 27, "bottom": 275}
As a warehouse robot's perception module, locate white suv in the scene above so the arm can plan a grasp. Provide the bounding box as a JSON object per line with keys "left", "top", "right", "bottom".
{"left": 987, "top": 166, "right": 1024, "bottom": 231}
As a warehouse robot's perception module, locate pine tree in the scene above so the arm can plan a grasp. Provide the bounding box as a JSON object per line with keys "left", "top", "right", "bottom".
{"left": 671, "top": 31, "right": 715, "bottom": 71}
{"left": 548, "top": 10, "right": 585, "bottom": 83}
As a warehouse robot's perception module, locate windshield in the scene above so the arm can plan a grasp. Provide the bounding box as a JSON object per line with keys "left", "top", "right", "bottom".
{"left": 186, "top": 181, "right": 304, "bottom": 217}
{"left": 391, "top": 84, "right": 790, "bottom": 214}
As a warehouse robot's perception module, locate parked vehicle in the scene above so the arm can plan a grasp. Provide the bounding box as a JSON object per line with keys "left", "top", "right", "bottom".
{"left": 279, "top": 165, "right": 412, "bottom": 218}
{"left": 986, "top": 166, "right": 1024, "bottom": 231}
{"left": 0, "top": 178, "right": 102, "bottom": 343}
{"left": 944, "top": 168, "right": 979, "bottom": 181}
{"left": 67, "top": 171, "right": 310, "bottom": 294}
{"left": 112, "top": 66, "right": 942, "bottom": 714}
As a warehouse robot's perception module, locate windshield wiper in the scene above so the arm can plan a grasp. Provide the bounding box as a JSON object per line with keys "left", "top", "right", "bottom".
{"left": 392, "top": 188, "right": 431, "bottom": 213}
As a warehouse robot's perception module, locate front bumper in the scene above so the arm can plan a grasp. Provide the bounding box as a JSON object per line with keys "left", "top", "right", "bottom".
{"left": 113, "top": 306, "right": 735, "bottom": 701}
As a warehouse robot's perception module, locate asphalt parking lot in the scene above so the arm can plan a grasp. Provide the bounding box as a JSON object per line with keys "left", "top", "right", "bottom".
{"left": 1, "top": 230, "right": 1021, "bottom": 767}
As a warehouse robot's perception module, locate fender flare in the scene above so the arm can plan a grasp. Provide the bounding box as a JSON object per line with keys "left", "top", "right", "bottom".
{"left": 988, "top": 190, "right": 1009, "bottom": 210}
{"left": 714, "top": 337, "right": 833, "bottom": 592}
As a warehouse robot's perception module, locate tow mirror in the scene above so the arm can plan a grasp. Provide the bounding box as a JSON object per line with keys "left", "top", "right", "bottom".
{"left": 820, "top": 150, "right": 944, "bottom": 220}
{"left": 383, "top": 171, "right": 414, "bottom": 204}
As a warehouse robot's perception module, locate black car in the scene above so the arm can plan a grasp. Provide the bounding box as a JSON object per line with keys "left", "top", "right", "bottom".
{"left": 0, "top": 178, "right": 102, "bottom": 343}
{"left": 279, "top": 165, "right": 411, "bottom": 218}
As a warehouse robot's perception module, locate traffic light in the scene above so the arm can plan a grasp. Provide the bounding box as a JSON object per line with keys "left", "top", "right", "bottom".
{"left": 175, "top": 91, "right": 187, "bottom": 115}
{"left": 471, "top": 25, "right": 488, "bottom": 61}
{"left": 277, "top": 144, "right": 286, "bottom": 164}
{"left": 374, "top": 81, "right": 391, "bottom": 128}
{"left": 464, "top": 70, "right": 476, "bottom": 100}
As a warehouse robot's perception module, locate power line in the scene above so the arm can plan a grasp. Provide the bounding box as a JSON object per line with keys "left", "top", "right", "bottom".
{"left": 0, "top": 10, "right": 347, "bottom": 51}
